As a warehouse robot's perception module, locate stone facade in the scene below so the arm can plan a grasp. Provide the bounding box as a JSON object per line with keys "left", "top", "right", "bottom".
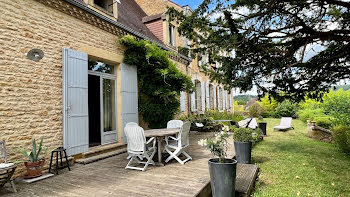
{"left": 0, "top": 0, "right": 126, "bottom": 176}
{"left": 0, "top": 0, "right": 234, "bottom": 178}
{"left": 135, "top": 0, "right": 234, "bottom": 114}
{"left": 135, "top": 0, "right": 182, "bottom": 16}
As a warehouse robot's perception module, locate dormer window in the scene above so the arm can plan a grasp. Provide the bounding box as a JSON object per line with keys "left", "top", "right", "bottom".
{"left": 169, "top": 24, "right": 175, "bottom": 46}
{"left": 94, "top": 0, "right": 113, "bottom": 14}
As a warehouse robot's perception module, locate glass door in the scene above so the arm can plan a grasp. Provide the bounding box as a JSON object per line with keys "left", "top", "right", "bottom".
{"left": 102, "top": 78, "right": 117, "bottom": 144}
{"left": 88, "top": 59, "right": 118, "bottom": 146}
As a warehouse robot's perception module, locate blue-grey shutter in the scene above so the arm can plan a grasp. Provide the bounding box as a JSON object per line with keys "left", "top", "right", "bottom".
{"left": 62, "top": 48, "right": 89, "bottom": 156}
{"left": 223, "top": 90, "right": 227, "bottom": 110}
{"left": 121, "top": 63, "right": 138, "bottom": 143}
{"left": 217, "top": 86, "right": 221, "bottom": 111}
{"left": 206, "top": 82, "right": 210, "bottom": 109}
{"left": 191, "top": 79, "right": 196, "bottom": 111}
{"left": 180, "top": 91, "right": 186, "bottom": 112}
{"left": 213, "top": 85, "right": 217, "bottom": 110}
{"left": 201, "top": 81, "right": 205, "bottom": 111}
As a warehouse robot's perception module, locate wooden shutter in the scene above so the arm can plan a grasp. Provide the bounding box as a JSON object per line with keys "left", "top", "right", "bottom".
{"left": 62, "top": 48, "right": 89, "bottom": 156}
{"left": 201, "top": 81, "right": 205, "bottom": 111}
{"left": 213, "top": 85, "right": 217, "bottom": 110}
{"left": 180, "top": 91, "right": 185, "bottom": 112}
{"left": 205, "top": 82, "right": 210, "bottom": 109}
{"left": 121, "top": 63, "right": 138, "bottom": 143}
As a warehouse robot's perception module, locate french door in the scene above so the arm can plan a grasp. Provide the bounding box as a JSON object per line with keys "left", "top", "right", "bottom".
{"left": 88, "top": 60, "right": 117, "bottom": 146}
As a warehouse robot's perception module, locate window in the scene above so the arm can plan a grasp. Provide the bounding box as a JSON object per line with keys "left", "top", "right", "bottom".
{"left": 94, "top": 0, "right": 113, "bottom": 14}
{"left": 88, "top": 59, "right": 115, "bottom": 74}
{"left": 169, "top": 24, "right": 175, "bottom": 46}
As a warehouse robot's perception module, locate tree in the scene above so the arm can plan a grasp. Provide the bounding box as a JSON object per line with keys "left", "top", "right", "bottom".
{"left": 168, "top": 0, "right": 350, "bottom": 101}
{"left": 258, "top": 94, "right": 278, "bottom": 114}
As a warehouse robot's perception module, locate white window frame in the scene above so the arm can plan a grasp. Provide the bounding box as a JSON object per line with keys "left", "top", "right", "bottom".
{"left": 88, "top": 66, "right": 118, "bottom": 145}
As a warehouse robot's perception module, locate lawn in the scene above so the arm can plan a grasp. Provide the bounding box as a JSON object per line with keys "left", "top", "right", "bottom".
{"left": 252, "top": 118, "right": 350, "bottom": 197}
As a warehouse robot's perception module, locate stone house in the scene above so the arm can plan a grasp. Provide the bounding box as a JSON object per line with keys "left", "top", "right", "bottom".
{"left": 0, "top": 0, "right": 234, "bottom": 176}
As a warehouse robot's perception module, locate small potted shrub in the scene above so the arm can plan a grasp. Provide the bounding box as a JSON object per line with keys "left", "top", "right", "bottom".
{"left": 19, "top": 138, "right": 50, "bottom": 178}
{"left": 198, "top": 131, "right": 237, "bottom": 197}
{"left": 233, "top": 128, "right": 254, "bottom": 164}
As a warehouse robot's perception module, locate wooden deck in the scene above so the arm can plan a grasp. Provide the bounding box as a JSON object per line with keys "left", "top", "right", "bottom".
{"left": 0, "top": 132, "right": 256, "bottom": 197}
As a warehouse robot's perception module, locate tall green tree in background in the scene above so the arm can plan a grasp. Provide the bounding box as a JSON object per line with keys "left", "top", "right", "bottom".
{"left": 168, "top": 0, "right": 350, "bottom": 101}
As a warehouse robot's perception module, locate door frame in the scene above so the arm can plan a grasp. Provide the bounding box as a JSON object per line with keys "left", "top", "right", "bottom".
{"left": 88, "top": 69, "right": 118, "bottom": 146}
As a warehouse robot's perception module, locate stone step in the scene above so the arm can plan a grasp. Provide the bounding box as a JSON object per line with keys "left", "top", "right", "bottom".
{"left": 195, "top": 163, "right": 259, "bottom": 197}
{"left": 75, "top": 148, "right": 127, "bottom": 165}
{"left": 82, "top": 143, "right": 126, "bottom": 158}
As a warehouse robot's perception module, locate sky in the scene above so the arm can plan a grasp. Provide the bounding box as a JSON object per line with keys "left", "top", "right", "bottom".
{"left": 171, "top": 0, "right": 202, "bottom": 9}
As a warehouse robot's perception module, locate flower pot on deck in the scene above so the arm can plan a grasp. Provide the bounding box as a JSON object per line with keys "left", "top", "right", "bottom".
{"left": 208, "top": 158, "right": 237, "bottom": 197}
{"left": 234, "top": 142, "right": 252, "bottom": 164}
{"left": 258, "top": 122, "right": 267, "bottom": 135}
{"left": 24, "top": 159, "right": 45, "bottom": 178}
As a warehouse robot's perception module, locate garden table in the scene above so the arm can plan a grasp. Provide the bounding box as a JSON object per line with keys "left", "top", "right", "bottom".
{"left": 144, "top": 128, "right": 180, "bottom": 166}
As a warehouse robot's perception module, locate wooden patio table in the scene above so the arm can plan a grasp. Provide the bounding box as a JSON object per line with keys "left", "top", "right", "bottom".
{"left": 144, "top": 128, "right": 180, "bottom": 166}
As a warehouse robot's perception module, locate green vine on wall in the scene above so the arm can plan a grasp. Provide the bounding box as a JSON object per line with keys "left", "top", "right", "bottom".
{"left": 120, "top": 35, "right": 194, "bottom": 128}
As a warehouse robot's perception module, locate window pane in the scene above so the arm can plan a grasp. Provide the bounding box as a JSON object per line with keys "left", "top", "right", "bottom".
{"left": 88, "top": 59, "right": 115, "bottom": 74}
{"left": 169, "top": 25, "right": 174, "bottom": 46}
{"left": 103, "top": 79, "right": 116, "bottom": 132}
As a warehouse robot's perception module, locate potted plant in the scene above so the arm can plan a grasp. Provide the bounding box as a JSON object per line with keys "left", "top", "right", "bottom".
{"left": 233, "top": 128, "right": 255, "bottom": 164}
{"left": 19, "top": 138, "right": 49, "bottom": 178}
{"left": 198, "top": 131, "right": 237, "bottom": 197}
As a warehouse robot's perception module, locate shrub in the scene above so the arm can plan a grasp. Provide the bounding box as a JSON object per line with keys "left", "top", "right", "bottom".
{"left": 198, "top": 131, "right": 230, "bottom": 163}
{"left": 314, "top": 116, "right": 333, "bottom": 129}
{"left": 248, "top": 103, "right": 264, "bottom": 118}
{"left": 252, "top": 129, "right": 263, "bottom": 144}
{"left": 180, "top": 113, "right": 223, "bottom": 132}
{"left": 275, "top": 100, "right": 298, "bottom": 118}
{"left": 233, "top": 128, "right": 253, "bottom": 142}
{"left": 258, "top": 94, "right": 277, "bottom": 116}
{"left": 121, "top": 35, "right": 193, "bottom": 128}
{"left": 298, "top": 108, "right": 326, "bottom": 122}
{"left": 333, "top": 125, "right": 350, "bottom": 154}
{"left": 322, "top": 89, "right": 350, "bottom": 126}
{"left": 298, "top": 97, "right": 321, "bottom": 110}
{"left": 322, "top": 89, "right": 350, "bottom": 116}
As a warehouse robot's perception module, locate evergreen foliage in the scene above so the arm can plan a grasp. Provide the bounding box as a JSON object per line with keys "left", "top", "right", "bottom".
{"left": 120, "top": 36, "right": 194, "bottom": 128}
{"left": 168, "top": 0, "right": 350, "bottom": 101}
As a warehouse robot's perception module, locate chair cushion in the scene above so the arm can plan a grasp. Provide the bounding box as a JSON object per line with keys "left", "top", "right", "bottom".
{"left": 0, "top": 163, "right": 14, "bottom": 169}
{"left": 274, "top": 126, "right": 291, "bottom": 130}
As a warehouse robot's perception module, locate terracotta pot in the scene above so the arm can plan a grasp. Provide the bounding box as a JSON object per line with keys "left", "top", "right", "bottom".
{"left": 24, "top": 159, "right": 45, "bottom": 178}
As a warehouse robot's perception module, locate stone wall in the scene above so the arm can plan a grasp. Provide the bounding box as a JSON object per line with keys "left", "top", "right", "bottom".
{"left": 0, "top": 0, "right": 124, "bottom": 177}
{"left": 135, "top": 0, "right": 182, "bottom": 16}
{"left": 306, "top": 120, "right": 333, "bottom": 143}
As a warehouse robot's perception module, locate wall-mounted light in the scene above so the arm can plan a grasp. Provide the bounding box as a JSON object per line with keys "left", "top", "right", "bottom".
{"left": 26, "top": 49, "right": 44, "bottom": 62}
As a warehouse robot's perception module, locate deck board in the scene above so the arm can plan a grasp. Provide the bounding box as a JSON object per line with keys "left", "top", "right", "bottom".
{"left": 0, "top": 132, "right": 254, "bottom": 197}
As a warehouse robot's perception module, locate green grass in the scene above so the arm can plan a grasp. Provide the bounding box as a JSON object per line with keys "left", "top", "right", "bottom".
{"left": 252, "top": 118, "right": 350, "bottom": 197}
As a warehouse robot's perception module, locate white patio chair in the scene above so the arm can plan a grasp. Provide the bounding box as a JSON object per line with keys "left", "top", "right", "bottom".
{"left": 164, "top": 122, "right": 192, "bottom": 165}
{"left": 167, "top": 120, "right": 184, "bottom": 129}
{"left": 274, "top": 117, "right": 294, "bottom": 131}
{"left": 0, "top": 140, "right": 17, "bottom": 193}
{"left": 124, "top": 123, "right": 156, "bottom": 171}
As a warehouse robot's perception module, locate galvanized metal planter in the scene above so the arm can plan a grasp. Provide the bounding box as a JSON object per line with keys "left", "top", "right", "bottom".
{"left": 208, "top": 158, "right": 237, "bottom": 197}
{"left": 234, "top": 142, "right": 252, "bottom": 164}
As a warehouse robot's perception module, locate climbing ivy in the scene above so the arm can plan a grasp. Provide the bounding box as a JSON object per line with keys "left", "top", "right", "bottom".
{"left": 120, "top": 35, "right": 194, "bottom": 128}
